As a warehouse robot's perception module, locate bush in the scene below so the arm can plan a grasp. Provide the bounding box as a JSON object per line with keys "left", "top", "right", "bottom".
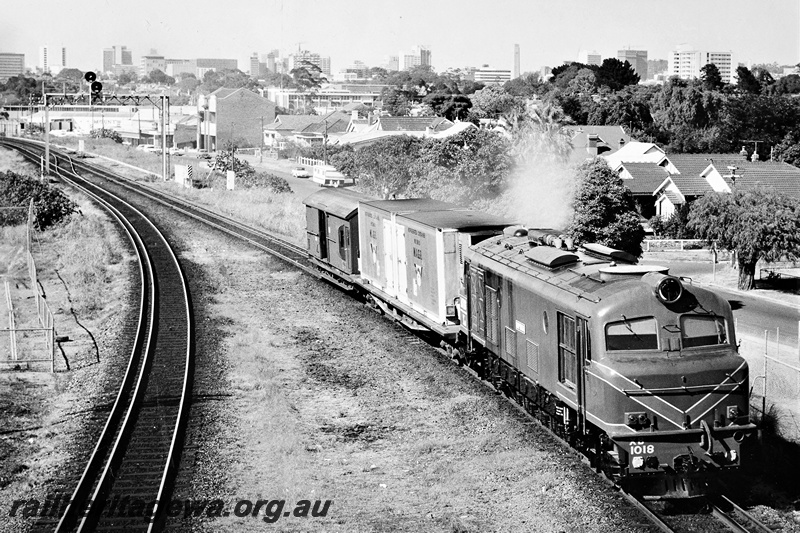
{"left": 210, "top": 151, "right": 292, "bottom": 193}
{"left": 0, "top": 171, "right": 77, "bottom": 230}
{"left": 89, "top": 128, "right": 123, "bottom": 143}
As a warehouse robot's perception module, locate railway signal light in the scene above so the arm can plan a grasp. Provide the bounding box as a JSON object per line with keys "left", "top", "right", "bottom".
{"left": 84, "top": 71, "right": 103, "bottom": 99}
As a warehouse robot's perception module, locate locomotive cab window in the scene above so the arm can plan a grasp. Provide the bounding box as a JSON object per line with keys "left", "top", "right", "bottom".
{"left": 605, "top": 317, "right": 658, "bottom": 351}
{"left": 680, "top": 315, "right": 728, "bottom": 348}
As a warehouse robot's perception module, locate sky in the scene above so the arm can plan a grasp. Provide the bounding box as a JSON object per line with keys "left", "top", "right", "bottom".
{"left": 4, "top": 0, "right": 799, "bottom": 74}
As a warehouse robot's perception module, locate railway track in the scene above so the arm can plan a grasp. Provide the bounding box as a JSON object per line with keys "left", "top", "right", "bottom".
{"left": 4, "top": 139, "right": 193, "bottom": 532}
{"left": 1, "top": 138, "right": 311, "bottom": 272}
{"left": 1, "top": 137, "right": 775, "bottom": 533}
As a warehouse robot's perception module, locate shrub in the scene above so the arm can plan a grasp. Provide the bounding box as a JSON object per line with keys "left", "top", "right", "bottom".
{"left": 0, "top": 171, "right": 77, "bottom": 230}
{"left": 89, "top": 128, "right": 123, "bottom": 143}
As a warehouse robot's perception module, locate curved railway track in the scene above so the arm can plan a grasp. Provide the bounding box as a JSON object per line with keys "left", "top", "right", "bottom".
{"left": 1, "top": 137, "right": 775, "bottom": 533}
{"left": 4, "top": 139, "right": 193, "bottom": 532}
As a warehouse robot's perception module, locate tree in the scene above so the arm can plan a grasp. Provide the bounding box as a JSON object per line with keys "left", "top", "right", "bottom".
{"left": 736, "top": 66, "right": 761, "bottom": 94}
{"left": 568, "top": 158, "right": 645, "bottom": 257}
{"left": 595, "top": 58, "right": 640, "bottom": 91}
{"left": 504, "top": 72, "right": 543, "bottom": 97}
{"left": 774, "top": 129, "right": 800, "bottom": 167}
{"left": 290, "top": 60, "right": 327, "bottom": 91}
{"left": 768, "top": 74, "right": 800, "bottom": 95}
{"left": 469, "top": 85, "right": 523, "bottom": 119}
{"left": 409, "top": 128, "right": 514, "bottom": 206}
{"left": 117, "top": 71, "right": 138, "bottom": 85}
{"left": 347, "top": 136, "right": 425, "bottom": 198}
{"left": 700, "top": 63, "right": 724, "bottom": 91}
{"left": 688, "top": 188, "right": 800, "bottom": 290}
{"left": 146, "top": 69, "right": 175, "bottom": 85}
{"left": 0, "top": 171, "right": 77, "bottom": 230}
{"left": 508, "top": 101, "right": 573, "bottom": 165}
{"left": 56, "top": 68, "right": 84, "bottom": 83}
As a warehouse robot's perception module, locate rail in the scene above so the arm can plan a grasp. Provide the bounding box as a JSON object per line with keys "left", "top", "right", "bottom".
{"left": 4, "top": 138, "right": 193, "bottom": 532}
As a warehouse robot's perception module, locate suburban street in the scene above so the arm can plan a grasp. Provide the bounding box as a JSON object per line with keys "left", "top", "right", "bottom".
{"left": 644, "top": 259, "right": 800, "bottom": 357}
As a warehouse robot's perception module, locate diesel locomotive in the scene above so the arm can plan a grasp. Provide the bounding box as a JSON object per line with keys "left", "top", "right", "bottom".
{"left": 303, "top": 188, "right": 757, "bottom": 499}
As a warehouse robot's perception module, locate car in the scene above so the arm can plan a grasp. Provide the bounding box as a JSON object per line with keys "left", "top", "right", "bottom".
{"left": 292, "top": 166, "right": 311, "bottom": 178}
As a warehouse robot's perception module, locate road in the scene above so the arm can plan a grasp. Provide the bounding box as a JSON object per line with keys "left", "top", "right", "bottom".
{"left": 643, "top": 259, "right": 800, "bottom": 353}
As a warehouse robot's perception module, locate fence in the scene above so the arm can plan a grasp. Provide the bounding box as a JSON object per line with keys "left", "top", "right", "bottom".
{"left": 737, "top": 320, "right": 800, "bottom": 442}
{"left": 642, "top": 239, "right": 705, "bottom": 252}
{"left": 296, "top": 156, "right": 325, "bottom": 168}
{"left": 0, "top": 200, "right": 56, "bottom": 371}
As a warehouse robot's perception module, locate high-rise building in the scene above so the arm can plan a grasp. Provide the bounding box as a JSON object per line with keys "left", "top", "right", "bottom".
{"left": 0, "top": 53, "right": 25, "bottom": 82}
{"left": 290, "top": 51, "right": 331, "bottom": 77}
{"left": 513, "top": 44, "right": 520, "bottom": 79}
{"left": 264, "top": 50, "right": 279, "bottom": 73}
{"left": 398, "top": 45, "right": 431, "bottom": 71}
{"left": 103, "top": 48, "right": 115, "bottom": 73}
{"left": 250, "top": 53, "right": 260, "bottom": 77}
{"left": 669, "top": 46, "right": 733, "bottom": 84}
{"left": 577, "top": 50, "right": 602, "bottom": 66}
{"left": 140, "top": 55, "right": 166, "bottom": 77}
{"left": 165, "top": 59, "right": 193, "bottom": 78}
{"left": 473, "top": 66, "right": 511, "bottom": 85}
{"left": 617, "top": 49, "right": 647, "bottom": 80}
{"left": 384, "top": 55, "right": 399, "bottom": 71}
{"left": 40, "top": 45, "right": 66, "bottom": 74}
{"left": 103, "top": 45, "right": 133, "bottom": 74}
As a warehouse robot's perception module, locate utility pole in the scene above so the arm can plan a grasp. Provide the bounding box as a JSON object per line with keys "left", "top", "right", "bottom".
{"left": 44, "top": 88, "right": 49, "bottom": 177}
{"left": 260, "top": 115, "right": 264, "bottom": 163}
{"left": 323, "top": 119, "right": 328, "bottom": 164}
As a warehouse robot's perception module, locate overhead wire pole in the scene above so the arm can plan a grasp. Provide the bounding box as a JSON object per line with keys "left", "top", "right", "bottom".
{"left": 44, "top": 87, "right": 49, "bottom": 177}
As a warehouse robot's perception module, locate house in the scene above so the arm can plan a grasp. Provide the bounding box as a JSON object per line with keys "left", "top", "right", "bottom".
{"left": 333, "top": 116, "right": 459, "bottom": 149}
{"left": 616, "top": 162, "right": 673, "bottom": 218}
{"left": 263, "top": 110, "right": 353, "bottom": 148}
{"left": 654, "top": 157, "right": 800, "bottom": 218}
{"left": 197, "top": 88, "right": 276, "bottom": 151}
{"left": 566, "top": 125, "right": 632, "bottom": 166}
{"left": 603, "top": 141, "right": 678, "bottom": 173}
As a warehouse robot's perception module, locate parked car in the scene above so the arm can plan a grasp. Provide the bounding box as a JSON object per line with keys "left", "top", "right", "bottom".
{"left": 291, "top": 166, "right": 311, "bottom": 178}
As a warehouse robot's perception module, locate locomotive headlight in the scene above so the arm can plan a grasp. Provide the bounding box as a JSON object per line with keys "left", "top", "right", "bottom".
{"left": 631, "top": 456, "right": 645, "bottom": 469}
{"left": 625, "top": 412, "right": 650, "bottom": 429}
{"left": 655, "top": 276, "right": 683, "bottom": 304}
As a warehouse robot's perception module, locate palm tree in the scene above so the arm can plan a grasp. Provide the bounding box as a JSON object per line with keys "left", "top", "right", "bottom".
{"left": 504, "top": 101, "right": 573, "bottom": 165}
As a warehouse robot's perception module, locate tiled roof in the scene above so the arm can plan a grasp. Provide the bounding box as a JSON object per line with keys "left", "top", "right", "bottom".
{"left": 301, "top": 117, "right": 350, "bottom": 134}
{"left": 664, "top": 190, "right": 684, "bottom": 205}
{"left": 666, "top": 153, "right": 734, "bottom": 177}
{"left": 618, "top": 163, "right": 671, "bottom": 195}
{"left": 377, "top": 116, "right": 453, "bottom": 132}
{"left": 266, "top": 115, "right": 321, "bottom": 131}
{"left": 710, "top": 159, "right": 800, "bottom": 199}
{"left": 210, "top": 87, "right": 240, "bottom": 99}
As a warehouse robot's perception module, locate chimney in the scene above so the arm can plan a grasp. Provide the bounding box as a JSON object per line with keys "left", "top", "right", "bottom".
{"left": 425, "top": 126, "right": 432, "bottom": 135}
{"left": 351, "top": 109, "right": 358, "bottom": 121}
{"left": 587, "top": 133, "right": 598, "bottom": 156}
{"left": 619, "top": 137, "right": 626, "bottom": 148}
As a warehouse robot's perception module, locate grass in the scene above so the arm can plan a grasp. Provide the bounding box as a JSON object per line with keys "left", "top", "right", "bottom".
{"left": 158, "top": 182, "right": 306, "bottom": 245}
{"left": 54, "top": 136, "right": 164, "bottom": 176}
{"left": 44, "top": 196, "right": 125, "bottom": 316}
{"left": 50, "top": 137, "right": 308, "bottom": 246}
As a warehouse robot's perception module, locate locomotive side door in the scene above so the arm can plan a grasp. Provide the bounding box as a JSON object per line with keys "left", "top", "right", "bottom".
{"left": 576, "top": 315, "right": 590, "bottom": 433}
{"left": 468, "top": 265, "right": 486, "bottom": 344}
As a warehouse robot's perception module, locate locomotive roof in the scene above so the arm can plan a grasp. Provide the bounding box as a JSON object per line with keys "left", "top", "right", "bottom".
{"left": 303, "top": 188, "right": 374, "bottom": 219}
{"left": 398, "top": 209, "right": 512, "bottom": 231}
{"left": 470, "top": 234, "right": 663, "bottom": 303}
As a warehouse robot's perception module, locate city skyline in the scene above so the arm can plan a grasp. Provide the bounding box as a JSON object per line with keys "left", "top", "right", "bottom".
{"left": 3, "top": 0, "right": 799, "bottom": 75}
